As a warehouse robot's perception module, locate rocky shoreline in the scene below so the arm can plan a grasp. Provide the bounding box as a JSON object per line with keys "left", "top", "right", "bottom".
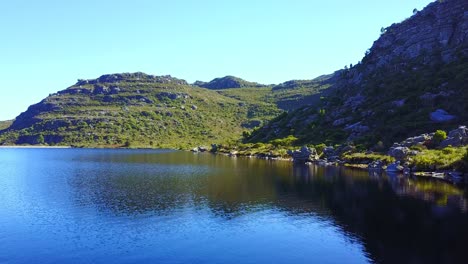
{"left": 191, "top": 126, "right": 468, "bottom": 185}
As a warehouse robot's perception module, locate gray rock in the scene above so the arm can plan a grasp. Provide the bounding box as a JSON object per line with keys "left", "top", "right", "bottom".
{"left": 398, "top": 134, "right": 431, "bottom": 147}
{"left": 386, "top": 161, "right": 404, "bottom": 173}
{"left": 430, "top": 109, "right": 456, "bottom": 122}
{"left": 93, "top": 84, "right": 109, "bottom": 94}
{"left": 440, "top": 126, "right": 468, "bottom": 147}
{"left": 288, "top": 146, "right": 319, "bottom": 163}
{"left": 191, "top": 105, "right": 198, "bottom": 110}
{"left": 332, "top": 117, "right": 352, "bottom": 127}
{"left": 388, "top": 146, "right": 410, "bottom": 160}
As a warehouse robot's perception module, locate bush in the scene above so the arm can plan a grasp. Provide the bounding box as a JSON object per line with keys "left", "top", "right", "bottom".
{"left": 269, "top": 135, "right": 298, "bottom": 147}
{"left": 433, "top": 130, "right": 447, "bottom": 144}
{"left": 314, "top": 143, "right": 327, "bottom": 155}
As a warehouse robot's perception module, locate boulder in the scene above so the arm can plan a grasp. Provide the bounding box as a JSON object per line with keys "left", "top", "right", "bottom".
{"left": 323, "top": 146, "right": 336, "bottom": 158}
{"left": 287, "top": 146, "right": 319, "bottom": 163}
{"left": 386, "top": 161, "right": 404, "bottom": 173}
{"left": 399, "top": 134, "right": 431, "bottom": 147}
{"left": 210, "top": 144, "right": 218, "bottom": 152}
{"left": 430, "top": 109, "right": 456, "bottom": 122}
{"left": 440, "top": 126, "right": 468, "bottom": 147}
{"left": 388, "top": 146, "right": 410, "bottom": 160}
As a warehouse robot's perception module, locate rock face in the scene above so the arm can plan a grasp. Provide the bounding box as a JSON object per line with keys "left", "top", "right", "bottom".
{"left": 365, "top": 0, "right": 468, "bottom": 68}
{"left": 248, "top": 0, "right": 468, "bottom": 146}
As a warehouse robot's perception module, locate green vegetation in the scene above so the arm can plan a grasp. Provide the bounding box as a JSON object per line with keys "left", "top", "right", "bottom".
{"left": 433, "top": 130, "right": 447, "bottom": 145}
{"left": 270, "top": 135, "right": 298, "bottom": 147}
{"left": 248, "top": 54, "right": 468, "bottom": 148}
{"left": 342, "top": 152, "right": 395, "bottom": 164}
{"left": 410, "top": 146, "right": 468, "bottom": 171}
{"left": 0, "top": 120, "right": 13, "bottom": 130}
{"left": 0, "top": 73, "right": 331, "bottom": 149}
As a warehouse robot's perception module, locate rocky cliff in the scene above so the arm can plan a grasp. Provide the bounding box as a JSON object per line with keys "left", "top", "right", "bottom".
{"left": 248, "top": 0, "right": 468, "bottom": 147}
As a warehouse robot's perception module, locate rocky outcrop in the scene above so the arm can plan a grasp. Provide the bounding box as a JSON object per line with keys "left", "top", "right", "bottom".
{"left": 76, "top": 72, "right": 188, "bottom": 86}
{"left": 287, "top": 146, "right": 319, "bottom": 163}
{"left": 388, "top": 146, "right": 410, "bottom": 161}
{"left": 156, "top": 92, "right": 190, "bottom": 100}
{"left": 440, "top": 126, "right": 468, "bottom": 147}
{"left": 195, "top": 76, "right": 266, "bottom": 89}
{"left": 364, "top": 0, "right": 468, "bottom": 69}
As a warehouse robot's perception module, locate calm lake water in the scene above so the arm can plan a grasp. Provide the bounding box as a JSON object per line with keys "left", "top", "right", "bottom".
{"left": 0, "top": 148, "right": 467, "bottom": 264}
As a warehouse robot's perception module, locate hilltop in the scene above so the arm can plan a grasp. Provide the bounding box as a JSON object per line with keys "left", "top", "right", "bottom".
{"left": 194, "top": 76, "right": 266, "bottom": 89}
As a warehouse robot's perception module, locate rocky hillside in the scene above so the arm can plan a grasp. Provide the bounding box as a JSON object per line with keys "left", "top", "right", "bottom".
{"left": 0, "top": 73, "right": 282, "bottom": 148}
{"left": 0, "top": 72, "right": 332, "bottom": 148}
{"left": 194, "top": 76, "right": 266, "bottom": 89}
{"left": 248, "top": 0, "right": 468, "bottom": 147}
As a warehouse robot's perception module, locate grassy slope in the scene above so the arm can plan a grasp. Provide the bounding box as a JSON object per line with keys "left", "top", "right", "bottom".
{"left": 0, "top": 120, "right": 13, "bottom": 130}
{"left": 0, "top": 79, "right": 262, "bottom": 148}
{"left": 0, "top": 74, "right": 330, "bottom": 148}
{"left": 248, "top": 54, "right": 468, "bottom": 148}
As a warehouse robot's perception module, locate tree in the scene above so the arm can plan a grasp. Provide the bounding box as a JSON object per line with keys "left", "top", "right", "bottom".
{"left": 433, "top": 130, "right": 447, "bottom": 145}
{"left": 37, "top": 134, "right": 45, "bottom": 144}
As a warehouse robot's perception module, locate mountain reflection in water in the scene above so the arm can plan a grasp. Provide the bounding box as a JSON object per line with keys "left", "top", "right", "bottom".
{"left": 0, "top": 149, "right": 467, "bottom": 264}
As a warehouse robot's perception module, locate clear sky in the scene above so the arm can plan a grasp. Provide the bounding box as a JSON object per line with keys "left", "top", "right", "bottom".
{"left": 0, "top": 0, "right": 432, "bottom": 120}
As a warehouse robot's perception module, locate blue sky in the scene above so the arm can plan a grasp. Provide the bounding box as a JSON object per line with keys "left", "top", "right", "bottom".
{"left": 0, "top": 0, "right": 431, "bottom": 120}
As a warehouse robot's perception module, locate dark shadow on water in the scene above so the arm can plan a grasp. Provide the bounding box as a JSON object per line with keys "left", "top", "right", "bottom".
{"left": 63, "top": 150, "right": 468, "bottom": 264}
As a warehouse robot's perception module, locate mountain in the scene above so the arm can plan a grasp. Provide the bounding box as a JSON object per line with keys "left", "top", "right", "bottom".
{"left": 0, "top": 73, "right": 283, "bottom": 148}
{"left": 3, "top": 0, "right": 465, "bottom": 149}
{"left": 194, "top": 76, "right": 266, "bottom": 89}
{"left": 0, "top": 72, "right": 331, "bottom": 148}
{"left": 248, "top": 0, "right": 468, "bottom": 147}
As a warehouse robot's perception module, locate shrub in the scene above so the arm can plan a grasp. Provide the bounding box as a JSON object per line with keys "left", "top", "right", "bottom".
{"left": 433, "top": 130, "right": 447, "bottom": 144}
{"left": 270, "top": 135, "right": 298, "bottom": 147}
{"left": 314, "top": 143, "right": 327, "bottom": 155}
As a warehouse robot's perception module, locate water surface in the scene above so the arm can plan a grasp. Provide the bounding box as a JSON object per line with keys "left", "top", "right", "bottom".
{"left": 0, "top": 149, "right": 467, "bottom": 263}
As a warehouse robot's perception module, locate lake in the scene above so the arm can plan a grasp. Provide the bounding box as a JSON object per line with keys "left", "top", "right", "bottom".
{"left": 0, "top": 148, "right": 467, "bottom": 263}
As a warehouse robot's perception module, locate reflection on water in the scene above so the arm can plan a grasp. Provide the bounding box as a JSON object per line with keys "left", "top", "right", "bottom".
{"left": 0, "top": 149, "right": 467, "bottom": 264}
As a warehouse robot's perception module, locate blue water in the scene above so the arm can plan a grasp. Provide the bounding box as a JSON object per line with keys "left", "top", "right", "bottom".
{"left": 0, "top": 148, "right": 467, "bottom": 263}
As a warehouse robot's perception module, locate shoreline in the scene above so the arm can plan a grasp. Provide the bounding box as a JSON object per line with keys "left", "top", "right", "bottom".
{"left": 2, "top": 144, "right": 466, "bottom": 184}
{"left": 0, "top": 145, "right": 72, "bottom": 149}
